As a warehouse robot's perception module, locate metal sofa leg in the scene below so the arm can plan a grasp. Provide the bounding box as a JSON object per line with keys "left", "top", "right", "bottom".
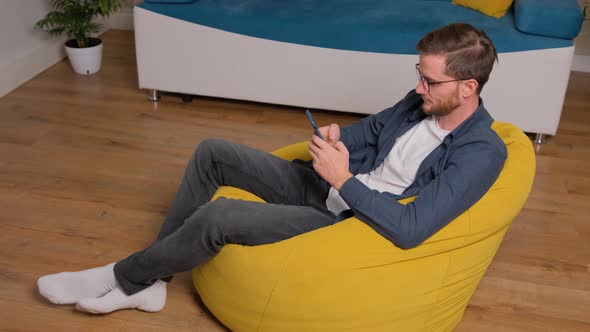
{"left": 533, "top": 133, "right": 547, "bottom": 144}
{"left": 147, "top": 89, "right": 160, "bottom": 101}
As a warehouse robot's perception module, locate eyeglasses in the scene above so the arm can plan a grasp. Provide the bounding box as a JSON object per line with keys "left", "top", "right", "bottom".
{"left": 415, "top": 63, "right": 471, "bottom": 93}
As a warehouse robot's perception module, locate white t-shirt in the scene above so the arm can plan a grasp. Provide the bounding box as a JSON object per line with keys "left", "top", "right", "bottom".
{"left": 326, "top": 115, "right": 450, "bottom": 215}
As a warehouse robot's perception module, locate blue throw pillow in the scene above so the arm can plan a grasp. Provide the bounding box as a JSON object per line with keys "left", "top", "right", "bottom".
{"left": 515, "top": 0, "right": 583, "bottom": 39}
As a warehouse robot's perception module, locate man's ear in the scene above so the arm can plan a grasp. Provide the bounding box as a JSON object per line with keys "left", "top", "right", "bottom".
{"left": 462, "top": 79, "right": 479, "bottom": 98}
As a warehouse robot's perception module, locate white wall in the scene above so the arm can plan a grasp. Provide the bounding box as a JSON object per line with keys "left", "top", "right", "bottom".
{"left": 109, "top": 1, "right": 134, "bottom": 31}
{"left": 573, "top": 0, "right": 590, "bottom": 71}
{"left": 575, "top": 0, "right": 590, "bottom": 55}
{"left": 0, "top": 0, "right": 67, "bottom": 97}
{"left": 0, "top": 0, "right": 53, "bottom": 68}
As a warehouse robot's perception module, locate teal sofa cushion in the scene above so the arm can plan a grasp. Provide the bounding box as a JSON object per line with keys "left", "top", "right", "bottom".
{"left": 515, "top": 0, "right": 583, "bottom": 39}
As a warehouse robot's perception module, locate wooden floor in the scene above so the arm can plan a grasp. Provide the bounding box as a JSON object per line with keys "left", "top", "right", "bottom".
{"left": 0, "top": 30, "right": 588, "bottom": 331}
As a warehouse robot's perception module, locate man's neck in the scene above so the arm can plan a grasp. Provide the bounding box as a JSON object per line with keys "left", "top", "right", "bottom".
{"left": 437, "top": 96, "right": 479, "bottom": 132}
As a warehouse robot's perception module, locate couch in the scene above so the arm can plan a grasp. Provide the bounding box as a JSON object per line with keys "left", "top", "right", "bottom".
{"left": 133, "top": 0, "right": 583, "bottom": 140}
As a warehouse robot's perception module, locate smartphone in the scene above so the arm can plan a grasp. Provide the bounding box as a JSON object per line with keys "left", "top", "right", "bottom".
{"left": 305, "top": 110, "right": 325, "bottom": 140}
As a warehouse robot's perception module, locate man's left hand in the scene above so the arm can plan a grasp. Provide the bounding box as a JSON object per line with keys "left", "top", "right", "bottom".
{"left": 309, "top": 135, "right": 352, "bottom": 190}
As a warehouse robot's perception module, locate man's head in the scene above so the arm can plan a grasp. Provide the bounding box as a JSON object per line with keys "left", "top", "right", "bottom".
{"left": 415, "top": 23, "right": 498, "bottom": 116}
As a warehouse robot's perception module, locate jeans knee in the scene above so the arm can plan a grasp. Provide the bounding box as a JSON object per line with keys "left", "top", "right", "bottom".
{"left": 195, "top": 198, "right": 237, "bottom": 235}
{"left": 198, "top": 198, "right": 230, "bottom": 221}
{"left": 199, "top": 138, "right": 229, "bottom": 152}
{"left": 195, "top": 138, "right": 230, "bottom": 160}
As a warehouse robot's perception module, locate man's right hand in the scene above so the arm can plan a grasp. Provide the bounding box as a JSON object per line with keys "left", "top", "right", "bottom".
{"left": 317, "top": 123, "right": 340, "bottom": 147}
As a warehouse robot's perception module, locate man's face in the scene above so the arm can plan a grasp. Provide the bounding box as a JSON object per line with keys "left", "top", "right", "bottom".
{"left": 415, "top": 54, "right": 461, "bottom": 116}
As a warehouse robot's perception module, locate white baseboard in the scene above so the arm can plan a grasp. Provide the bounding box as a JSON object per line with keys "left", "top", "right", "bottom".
{"left": 0, "top": 36, "right": 67, "bottom": 98}
{"left": 572, "top": 54, "right": 590, "bottom": 72}
{"left": 108, "top": 9, "right": 134, "bottom": 30}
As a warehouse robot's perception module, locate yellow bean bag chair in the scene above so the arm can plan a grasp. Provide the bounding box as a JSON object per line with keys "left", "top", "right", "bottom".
{"left": 192, "top": 122, "right": 535, "bottom": 332}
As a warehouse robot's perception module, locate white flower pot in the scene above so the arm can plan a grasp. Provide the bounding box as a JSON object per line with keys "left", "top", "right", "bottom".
{"left": 64, "top": 38, "right": 103, "bottom": 75}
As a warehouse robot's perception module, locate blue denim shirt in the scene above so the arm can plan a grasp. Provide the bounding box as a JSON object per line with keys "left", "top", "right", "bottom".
{"left": 338, "top": 90, "right": 507, "bottom": 249}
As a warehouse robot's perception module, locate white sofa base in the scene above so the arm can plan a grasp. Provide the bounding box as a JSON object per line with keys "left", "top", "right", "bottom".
{"left": 135, "top": 7, "right": 574, "bottom": 136}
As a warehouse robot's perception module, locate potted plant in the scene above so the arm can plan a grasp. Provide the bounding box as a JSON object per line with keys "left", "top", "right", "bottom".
{"left": 35, "top": 0, "right": 122, "bottom": 75}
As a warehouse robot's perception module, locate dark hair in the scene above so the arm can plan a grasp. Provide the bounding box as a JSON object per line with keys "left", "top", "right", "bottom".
{"left": 416, "top": 23, "right": 498, "bottom": 94}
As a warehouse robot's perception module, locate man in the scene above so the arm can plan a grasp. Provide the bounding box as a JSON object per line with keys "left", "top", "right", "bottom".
{"left": 37, "top": 23, "right": 507, "bottom": 314}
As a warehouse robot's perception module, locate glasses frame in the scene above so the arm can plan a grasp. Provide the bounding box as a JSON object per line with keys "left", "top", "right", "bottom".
{"left": 415, "top": 63, "right": 473, "bottom": 93}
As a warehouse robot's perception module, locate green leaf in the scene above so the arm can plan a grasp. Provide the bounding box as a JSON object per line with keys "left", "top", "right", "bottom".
{"left": 34, "top": 0, "right": 122, "bottom": 45}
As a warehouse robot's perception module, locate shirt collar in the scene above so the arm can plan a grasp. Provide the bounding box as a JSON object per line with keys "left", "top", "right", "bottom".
{"left": 408, "top": 96, "right": 492, "bottom": 144}
{"left": 406, "top": 90, "right": 493, "bottom": 143}
{"left": 445, "top": 97, "right": 493, "bottom": 143}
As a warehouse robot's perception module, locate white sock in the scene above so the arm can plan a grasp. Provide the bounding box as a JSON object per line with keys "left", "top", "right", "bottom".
{"left": 37, "top": 263, "right": 118, "bottom": 305}
{"left": 75, "top": 280, "right": 167, "bottom": 314}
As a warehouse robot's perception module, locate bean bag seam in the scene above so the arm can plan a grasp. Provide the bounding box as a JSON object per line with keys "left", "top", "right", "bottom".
{"left": 255, "top": 245, "right": 299, "bottom": 331}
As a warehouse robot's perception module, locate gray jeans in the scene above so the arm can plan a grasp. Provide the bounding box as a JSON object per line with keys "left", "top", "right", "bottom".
{"left": 114, "top": 139, "right": 335, "bottom": 295}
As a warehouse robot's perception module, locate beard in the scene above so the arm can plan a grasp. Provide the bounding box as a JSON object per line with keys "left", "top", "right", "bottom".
{"left": 422, "top": 93, "right": 460, "bottom": 116}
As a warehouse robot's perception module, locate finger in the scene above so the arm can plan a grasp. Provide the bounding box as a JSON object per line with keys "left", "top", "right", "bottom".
{"left": 318, "top": 125, "right": 330, "bottom": 139}
{"left": 308, "top": 142, "right": 321, "bottom": 156}
{"left": 309, "top": 135, "right": 323, "bottom": 147}
{"left": 335, "top": 141, "right": 347, "bottom": 152}
{"left": 312, "top": 134, "right": 328, "bottom": 148}
{"left": 309, "top": 148, "right": 320, "bottom": 161}
{"left": 328, "top": 124, "right": 340, "bottom": 141}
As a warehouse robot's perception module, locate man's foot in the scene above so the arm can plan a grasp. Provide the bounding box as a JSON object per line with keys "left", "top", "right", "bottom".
{"left": 37, "top": 263, "right": 118, "bottom": 304}
{"left": 76, "top": 280, "right": 167, "bottom": 314}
